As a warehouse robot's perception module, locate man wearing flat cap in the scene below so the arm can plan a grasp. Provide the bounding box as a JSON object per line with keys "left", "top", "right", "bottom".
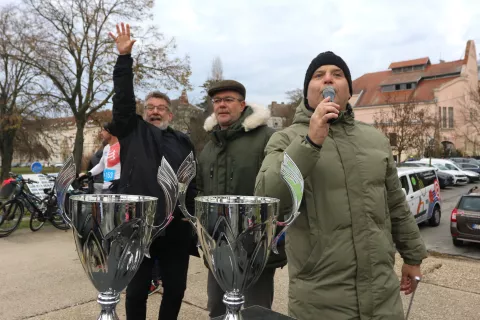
{"left": 197, "top": 80, "right": 287, "bottom": 318}
{"left": 255, "top": 51, "right": 427, "bottom": 319}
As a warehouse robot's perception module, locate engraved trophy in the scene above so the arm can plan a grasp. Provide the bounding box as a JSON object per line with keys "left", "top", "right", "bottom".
{"left": 166, "top": 152, "right": 304, "bottom": 320}
{"left": 55, "top": 155, "right": 179, "bottom": 320}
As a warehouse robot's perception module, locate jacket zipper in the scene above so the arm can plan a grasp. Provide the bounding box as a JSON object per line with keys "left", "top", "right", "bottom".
{"left": 209, "top": 164, "right": 214, "bottom": 194}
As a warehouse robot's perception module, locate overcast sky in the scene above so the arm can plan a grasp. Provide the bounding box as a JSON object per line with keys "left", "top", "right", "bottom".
{"left": 2, "top": 0, "right": 480, "bottom": 106}
{"left": 148, "top": 0, "right": 480, "bottom": 106}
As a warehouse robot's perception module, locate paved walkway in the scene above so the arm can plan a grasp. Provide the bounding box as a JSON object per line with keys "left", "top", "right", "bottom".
{"left": 1, "top": 227, "right": 480, "bottom": 319}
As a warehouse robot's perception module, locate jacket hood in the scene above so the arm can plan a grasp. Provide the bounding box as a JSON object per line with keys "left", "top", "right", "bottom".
{"left": 203, "top": 103, "right": 270, "bottom": 132}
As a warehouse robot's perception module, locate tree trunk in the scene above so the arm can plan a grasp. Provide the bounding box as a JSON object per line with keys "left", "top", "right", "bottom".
{"left": 1, "top": 130, "right": 16, "bottom": 180}
{"left": 73, "top": 117, "right": 86, "bottom": 174}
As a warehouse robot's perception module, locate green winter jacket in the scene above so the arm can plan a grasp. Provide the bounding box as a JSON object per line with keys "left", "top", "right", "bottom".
{"left": 254, "top": 101, "right": 427, "bottom": 320}
{"left": 197, "top": 104, "right": 287, "bottom": 269}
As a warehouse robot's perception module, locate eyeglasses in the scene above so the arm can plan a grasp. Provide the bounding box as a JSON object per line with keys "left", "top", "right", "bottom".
{"left": 145, "top": 105, "right": 170, "bottom": 112}
{"left": 212, "top": 97, "right": 243, "bottom": 104}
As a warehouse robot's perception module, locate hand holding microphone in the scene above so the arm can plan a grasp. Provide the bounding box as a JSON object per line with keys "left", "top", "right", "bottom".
{"left": 307, "top": 86, "right": 340, "bottom": 147}
{"left": 322, "top": 87, "right": 338, "bottom": 124}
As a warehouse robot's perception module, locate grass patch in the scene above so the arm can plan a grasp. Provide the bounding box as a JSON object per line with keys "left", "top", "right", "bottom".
{"left": 10, "top": 167, "right": 61, "bottom": 175}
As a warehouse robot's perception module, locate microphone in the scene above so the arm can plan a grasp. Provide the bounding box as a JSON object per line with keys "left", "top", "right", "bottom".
{"left": 322, "top": 86, "right": 337, "bottom": 124}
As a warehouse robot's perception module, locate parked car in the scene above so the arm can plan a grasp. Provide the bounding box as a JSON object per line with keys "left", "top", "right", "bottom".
{"left": 397, "top": 167, "right": 442, "bottom": 226}
{"left": 419, "top": 158, "right": 480, "bottom": 183}
{"left": 457, "top": 163, "right": 480, "bottom": 174}
{"left": 53, "top": 163, "right": 64, "bottom": 168}
{"left": 397, "top": 162, "right": 453, "bottom": 188}
{"left": 451, "top": 191, "right": 480, "bottom": 246}
{"left": 449, "top": 157, "right": 480, "bottom": 166}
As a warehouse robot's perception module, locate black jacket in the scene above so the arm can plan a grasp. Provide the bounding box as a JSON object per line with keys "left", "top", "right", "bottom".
{"left": 111, "top": 54, "right": 197, "bottom": 254}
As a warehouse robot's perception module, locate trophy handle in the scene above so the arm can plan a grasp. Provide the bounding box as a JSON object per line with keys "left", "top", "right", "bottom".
{"left": 54, "top": 155, "right": 76, "bottom": 226}
{"left": 177, "top": 152, "right": 197, "bottom": 227}
{"left": 143, "top": 157, "right": 180, "bottom": 258}
{"left": 271, "top": 152, "right": 304, "bottom": 254}
{"left": 155, "top": 157, "right": 179, "bottom": 231}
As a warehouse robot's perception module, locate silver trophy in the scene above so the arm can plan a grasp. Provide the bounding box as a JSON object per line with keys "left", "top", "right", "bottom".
{"left": 169, "top": 152, "right": 304, "bottom": 320}
{"left": 55, "top": 155, "right": 179, "bottom": 320}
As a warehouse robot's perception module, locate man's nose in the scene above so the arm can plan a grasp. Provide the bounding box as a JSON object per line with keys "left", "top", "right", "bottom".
{"left": 323, "top": 72, "right": 334, "bottom": 84}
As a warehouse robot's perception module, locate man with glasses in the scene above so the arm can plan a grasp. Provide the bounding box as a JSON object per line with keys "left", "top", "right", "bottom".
{"left": 143, "top": 92, "right": 173, "bottom": 130}
{"left": 197, "top": 80, "right": 287, "bottom": 318}
{"left": 108, "top": 22, "right": 197, "bottom": 320}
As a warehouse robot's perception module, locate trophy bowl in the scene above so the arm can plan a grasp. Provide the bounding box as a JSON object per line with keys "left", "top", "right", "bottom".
{"left": 195, "top": 195, "right": 279, "bottom": 318}
{"left": 68, "top": 194, "right": 157, "bottom": 320}
{"left": 177, "top": 153, "right": 304, "bottom": 320}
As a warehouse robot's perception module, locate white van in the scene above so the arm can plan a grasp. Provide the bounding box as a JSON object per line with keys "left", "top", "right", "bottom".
{"left": 418, "top": 158, "right": 479, "bottom": 183}
{"left": 397, "top": 167, "right": 442, "bottom": 226}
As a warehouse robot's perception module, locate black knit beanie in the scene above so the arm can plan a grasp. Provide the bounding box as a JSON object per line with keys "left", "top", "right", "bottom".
{"left": 303, "top": 51, "right": 352, "bottom": 109}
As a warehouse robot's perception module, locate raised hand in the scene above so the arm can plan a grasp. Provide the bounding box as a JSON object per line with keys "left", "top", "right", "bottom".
{"left": 108, "top": 22, "right": 136, "bottom": 55}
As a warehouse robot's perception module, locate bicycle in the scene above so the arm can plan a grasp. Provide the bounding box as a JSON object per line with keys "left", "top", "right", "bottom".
{"left": 29, "top": 174, "right": 70, "bottom": 232}
{"left": 0, "top": 173, "right": 69, "bottom": 238}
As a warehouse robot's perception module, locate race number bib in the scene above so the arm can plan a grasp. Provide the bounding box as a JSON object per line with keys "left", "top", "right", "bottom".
{"left": 103, "top": 169, "right": 116, "bottom": 182}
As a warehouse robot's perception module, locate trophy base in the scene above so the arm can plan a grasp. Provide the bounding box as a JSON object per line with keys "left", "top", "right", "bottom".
{"left": 97, "top": 292, "right": 120, "bottom": 320}
{"left": 213, "top": 306, "right": 295, "bottom": 320}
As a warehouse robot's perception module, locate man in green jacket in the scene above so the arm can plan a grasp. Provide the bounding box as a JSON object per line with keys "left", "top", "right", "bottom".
{"left": 255, "top": 51, "right": 427, "bottom": 320}
{"left": 197, "top": 80, "right": 287, "bottom": 319}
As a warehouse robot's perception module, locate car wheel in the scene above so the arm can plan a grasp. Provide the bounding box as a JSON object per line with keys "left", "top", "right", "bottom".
{"left": 452, "top": 238, "right": 463, "bottom": 247}
{"left": 428, "top": 206, "right": 441, "bottom": 227}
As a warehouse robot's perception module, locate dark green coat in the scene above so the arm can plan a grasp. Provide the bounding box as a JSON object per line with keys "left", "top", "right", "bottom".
{"left": 255, "top": 101, "right": 428, "bottom": 319}
{"left": 197, "top": 105, "right": 287, "bottom": 269}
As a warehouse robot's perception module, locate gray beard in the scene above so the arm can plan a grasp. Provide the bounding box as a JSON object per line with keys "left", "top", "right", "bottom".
{"left": 145, "top": 116, "right": 169, "bottom": 130}
{"left": 153, "top": 121, "right": 169, "bottom": 130}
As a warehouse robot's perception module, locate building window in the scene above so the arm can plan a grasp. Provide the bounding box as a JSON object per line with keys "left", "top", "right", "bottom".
{"left": 382, "top": 85, "right": 395, "bottom": 92}
{"left": 448, "top": 107, "right": 454, "bottom": 128}
{"left": 395, "top": 84, "right": 401, "bottom": 90}
{"left": 406, "top": 83, "right": 412, "bottom": 89}
{"left": 389, "top": 133, "right": 397, "bottom": 146}
{"left": 442, "top": 107, "right": 447, "bottom": 128}
{"left": 439, "top": 107, "right": 455, "bottom": 128}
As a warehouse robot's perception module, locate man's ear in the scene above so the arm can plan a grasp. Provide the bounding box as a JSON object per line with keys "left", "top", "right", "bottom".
{"left": 240, "top": 100, "right": 246, "bottom": 111}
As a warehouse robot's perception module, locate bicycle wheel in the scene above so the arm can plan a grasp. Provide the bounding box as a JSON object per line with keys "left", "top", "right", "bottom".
{"left": 50, "top": 213, "right": 70, "bottom": 231}
{"left": 30, "top": 210, "right": 46, "bottom": 232}
{"left": 0, "top": 199, "right": 25, "bottom": 237}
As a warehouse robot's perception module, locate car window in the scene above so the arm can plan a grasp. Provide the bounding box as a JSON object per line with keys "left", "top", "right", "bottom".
{"left": 462, "top": 164, "right": 479, "bottom": 169}
{"left": 458, "top": 197, "right": 480, "bottom": 212}
{"left": 433, "top": 164, "right": 449, "bottom": 170}
{"left": 445, "top": 163, "right": 460, "bottom": 171}
{"left": 399, "top": 176, "right": 410, "bottom": 194}
{"left": 398, "top": 163, "right": 416, "bottom": 167}
{"left": 409, "top": 174, "right": 421, "bottom": 192}
{"left": 416, "top": 170, "right": 436, "bottom": 187}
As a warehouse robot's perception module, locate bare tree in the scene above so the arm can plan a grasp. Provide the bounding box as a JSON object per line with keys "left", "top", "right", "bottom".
{"left": 373, "top": 96, "right": 438, "bottom": 162}
{"left": 286, "top": 88, "right": 303, "bottom": 106}
{"left": 210, "top": 56, "right": 223, "bottom": 82}
{"left": 5, "top": 0, "right": 191, "bottom": 171}
{"left": 0, "top": 5, "right": 54, "bottom": 179}
{"left": 457, "top": 83, "right": 480, "bottom": 154}
{"left": 189, "top": 58, "right": 225, "bottom": 154}
{"left": 283, "top": 88, "right": 302, "bottom": 127}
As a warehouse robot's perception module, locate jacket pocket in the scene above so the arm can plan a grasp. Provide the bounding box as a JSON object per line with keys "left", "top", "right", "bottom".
{"left": 294, "top": 233, "right": 336, "bottom": 279}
